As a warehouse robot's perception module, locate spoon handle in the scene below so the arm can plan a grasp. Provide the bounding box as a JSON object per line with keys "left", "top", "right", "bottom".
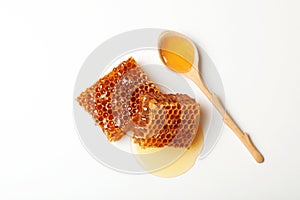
{"left": 186, "top": 68, "right": 264, "bottom": 163}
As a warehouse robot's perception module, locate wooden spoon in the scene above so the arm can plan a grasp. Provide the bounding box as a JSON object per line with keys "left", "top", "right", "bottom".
{"left": 158, "top": 30, "right": 264, "bottom": 163}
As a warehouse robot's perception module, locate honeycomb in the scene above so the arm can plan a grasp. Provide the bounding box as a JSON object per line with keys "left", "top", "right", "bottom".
{"left": 129, "top": 83, "right": 161, "bottom": 127}
{"left": 76, "top": 57, "right": 161, "bottom": 141}
{"left": 132, "top": 93, "right": 200, "bottom": 148}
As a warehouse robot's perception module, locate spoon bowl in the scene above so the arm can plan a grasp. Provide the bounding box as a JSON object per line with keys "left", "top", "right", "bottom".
{"left": 158, "top": 31, "right": 198, "bottom": 73}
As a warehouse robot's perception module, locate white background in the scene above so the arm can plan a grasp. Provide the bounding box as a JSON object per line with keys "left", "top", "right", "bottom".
{"left": 1, "top": 0, "right": 299, "bottom": 199}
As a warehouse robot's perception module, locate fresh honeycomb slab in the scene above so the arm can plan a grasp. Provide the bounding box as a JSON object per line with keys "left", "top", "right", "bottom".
{"left": 132, "top": 93, "right": 200, "bottom": 148}
{"left": 77, "top": 57, "right": 161, "bottom": 141}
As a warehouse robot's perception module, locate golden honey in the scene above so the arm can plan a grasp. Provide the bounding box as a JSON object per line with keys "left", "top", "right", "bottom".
{"left": 132, "top": 124, "right": 204, "bottom": 178}
{"left": 159, "top": 35, "right": 194, "bottom": 73}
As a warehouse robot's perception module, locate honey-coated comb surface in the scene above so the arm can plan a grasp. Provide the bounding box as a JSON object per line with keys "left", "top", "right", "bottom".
{"left": 132, "top": 93, "right": 200, "bottom": 148}
{"left": 77, "top": 57, "right": 161, "bottom": 141}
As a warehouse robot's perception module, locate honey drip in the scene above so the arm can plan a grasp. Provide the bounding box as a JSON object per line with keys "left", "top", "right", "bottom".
{"left": 132, "top": 125, "right": 203, "bottom": 178}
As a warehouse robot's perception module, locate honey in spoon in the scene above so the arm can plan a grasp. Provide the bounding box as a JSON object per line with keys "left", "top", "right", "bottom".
{"left": 158, "top": 33, "right": 195, "bottom": 73}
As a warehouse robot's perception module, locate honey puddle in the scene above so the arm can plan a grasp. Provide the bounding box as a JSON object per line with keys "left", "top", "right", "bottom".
{"left": 131, "top": 125, "right": 203, "bottom": 178}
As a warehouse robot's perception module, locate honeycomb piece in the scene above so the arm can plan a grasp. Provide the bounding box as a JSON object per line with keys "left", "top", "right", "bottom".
{"left": 77, "top": 57, "right": 161, "bottom": 141}
{"left": 132, "top": 93, "right": 200, "bottom": 148}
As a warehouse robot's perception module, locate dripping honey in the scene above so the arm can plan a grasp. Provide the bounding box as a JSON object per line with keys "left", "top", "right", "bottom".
{"left": 132, "top": 124, "right": 203, "bottom": 178}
